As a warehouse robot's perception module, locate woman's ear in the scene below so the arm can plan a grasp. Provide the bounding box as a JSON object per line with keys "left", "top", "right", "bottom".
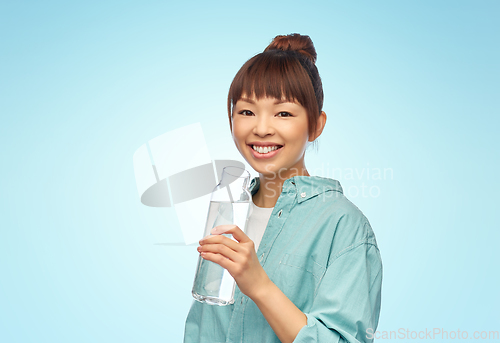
{"left": 309, "top": 111, "right": 327, "bottom": 142}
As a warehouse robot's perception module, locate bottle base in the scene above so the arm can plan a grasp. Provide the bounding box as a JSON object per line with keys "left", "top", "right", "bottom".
{"left": 192, "top": 292, "right": 234, "bottom": 306}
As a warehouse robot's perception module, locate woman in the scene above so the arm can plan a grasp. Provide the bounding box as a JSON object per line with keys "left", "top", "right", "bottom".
{"left": 184, "top": 33, "right": 382, "bottom": 343}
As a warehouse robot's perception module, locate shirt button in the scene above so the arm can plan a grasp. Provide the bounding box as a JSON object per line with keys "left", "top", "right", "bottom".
{"left": 301, "top": 192, "right": 306, "bottom": 198}
{"left": 278, "top": 209, "right": 282, "bottom": 217}
{"left": 260, "top": 253, "right": 265, "bottom": 262}
{"left": 240, "top": 297, "right": 244, "bottom": 304}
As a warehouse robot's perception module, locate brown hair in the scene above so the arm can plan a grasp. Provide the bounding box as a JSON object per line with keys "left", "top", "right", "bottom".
{"left": 227, "top": 33, "right": 324, "bottom": 146}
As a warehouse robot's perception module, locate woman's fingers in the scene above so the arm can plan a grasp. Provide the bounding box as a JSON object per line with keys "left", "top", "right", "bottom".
{"left": 197, "top": 225, "right": 268, "bottom": 298}
{"left": 200, "top": 234, "right": 240, "bottom": 252}
{"left": 211, "top": 225, "right": 251, "bottom": 244}
{"left": 198, "top": 243, "right": 240, "bottom": 262}
{"left": 203, "top": 225, "right": 255, "bottom": 254}
{"left": 201, "top": 252, "right": 237, "bottom": 272}
{"left": 198, "top": 225, "right": 258, "bottom": 282}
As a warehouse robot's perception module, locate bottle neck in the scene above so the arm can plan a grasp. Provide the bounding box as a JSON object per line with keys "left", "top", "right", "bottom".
{"left": 219, "top": 172, "right": 250, "bottom": 202}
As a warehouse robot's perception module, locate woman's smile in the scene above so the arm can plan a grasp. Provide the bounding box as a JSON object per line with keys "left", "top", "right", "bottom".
{"left": 247, "top": 142, "right": 284, "bottom": 159}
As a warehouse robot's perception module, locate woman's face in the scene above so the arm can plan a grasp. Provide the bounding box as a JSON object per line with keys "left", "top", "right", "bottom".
{"left": 231, "top": 94, "right": 312, "bottom": 180}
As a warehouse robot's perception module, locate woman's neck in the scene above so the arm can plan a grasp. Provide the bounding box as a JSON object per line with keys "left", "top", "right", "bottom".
{"left": 253, "top": 168, "right": 310, "bottom": 208}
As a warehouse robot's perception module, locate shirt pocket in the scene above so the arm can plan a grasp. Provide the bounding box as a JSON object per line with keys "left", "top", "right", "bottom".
{"left": 274, "top": 253, "right": 326, "bottom": 310}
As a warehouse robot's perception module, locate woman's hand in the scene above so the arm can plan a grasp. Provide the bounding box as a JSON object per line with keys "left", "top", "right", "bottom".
{"left": 198, "top": 224, "right": 271, "bottom": 299}
{"left": 199, "top": 224, "right": 307, "bottom": 343}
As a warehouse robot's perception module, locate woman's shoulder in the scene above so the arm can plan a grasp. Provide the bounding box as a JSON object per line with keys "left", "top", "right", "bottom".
{"left": 294, "top": 176, "right": 367, "bottom": 217}
{"left": 294, "top": 175, "right": 378, "bottom": 250}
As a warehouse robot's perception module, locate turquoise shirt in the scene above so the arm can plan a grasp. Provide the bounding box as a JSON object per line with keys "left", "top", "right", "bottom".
{"left": 184, "top": 176, "right": 382, "bottom": 343}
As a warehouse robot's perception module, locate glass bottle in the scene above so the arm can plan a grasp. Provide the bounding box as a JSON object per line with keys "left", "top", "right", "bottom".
{"left": 191, "top": 166, "right": 252, "bottom": 306}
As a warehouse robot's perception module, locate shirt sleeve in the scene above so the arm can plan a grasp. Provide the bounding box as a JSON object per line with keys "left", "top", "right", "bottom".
{"left": 293, "top": 241, "right": 382, "bottom": 343}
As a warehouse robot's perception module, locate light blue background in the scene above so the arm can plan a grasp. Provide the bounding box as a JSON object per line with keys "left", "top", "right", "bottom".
{"left": 1, "top": 1, "right": 498, "bottom": 342}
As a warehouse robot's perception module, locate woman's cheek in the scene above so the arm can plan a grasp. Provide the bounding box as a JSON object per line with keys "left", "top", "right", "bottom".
{"left": 232, "top": 125, "right": 247, "bottom": 150}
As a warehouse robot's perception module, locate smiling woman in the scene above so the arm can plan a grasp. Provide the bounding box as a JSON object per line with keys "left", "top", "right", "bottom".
{"left": 184, "top": 33, "right": 382, "bottom": 343}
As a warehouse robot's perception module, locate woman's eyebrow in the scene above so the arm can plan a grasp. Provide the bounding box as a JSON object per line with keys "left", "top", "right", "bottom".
{"left": 239, "top": 98, "right": 255, "bottom": 104}
{"left": 274, "top": 99, "right": 296, "bottom": 105}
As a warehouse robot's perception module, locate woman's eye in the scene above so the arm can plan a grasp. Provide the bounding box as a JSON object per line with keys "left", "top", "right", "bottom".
{"left": 238, "top": 110, "right": 253, "bottom": 116}
{"left": 277, "top": 112, "right": 292, "bottom": 117}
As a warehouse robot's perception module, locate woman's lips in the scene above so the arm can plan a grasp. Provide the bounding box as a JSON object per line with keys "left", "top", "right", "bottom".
{"left": 248, "top": 145, "right": 283, "bottom": 159}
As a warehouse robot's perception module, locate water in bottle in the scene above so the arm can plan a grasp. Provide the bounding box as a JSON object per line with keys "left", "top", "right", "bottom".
{"left": 191, "top": 166, "right": 252, "bottom": 306}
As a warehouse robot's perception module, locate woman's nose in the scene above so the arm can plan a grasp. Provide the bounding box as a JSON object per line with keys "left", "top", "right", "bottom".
{"left": 252, "top": 116, "right": 275, "bottom": 136}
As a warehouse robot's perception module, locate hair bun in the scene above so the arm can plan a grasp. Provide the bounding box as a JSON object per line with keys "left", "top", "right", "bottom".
{"left": 264, "top": 33, "right": 317, "bottom": 63}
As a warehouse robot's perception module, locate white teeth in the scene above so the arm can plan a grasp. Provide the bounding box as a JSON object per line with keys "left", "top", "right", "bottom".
{"left": 252, "top": 145, "right": 281, "bottom": 154}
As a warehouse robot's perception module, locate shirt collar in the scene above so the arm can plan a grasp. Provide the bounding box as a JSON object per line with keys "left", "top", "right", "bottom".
{"left": 248, "top": 175, "right": 343, "bottom": 204}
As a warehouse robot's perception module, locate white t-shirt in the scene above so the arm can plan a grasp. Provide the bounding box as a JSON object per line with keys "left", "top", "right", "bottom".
{"left": 246, "top": 197, "right": 274, "bottom": 252}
